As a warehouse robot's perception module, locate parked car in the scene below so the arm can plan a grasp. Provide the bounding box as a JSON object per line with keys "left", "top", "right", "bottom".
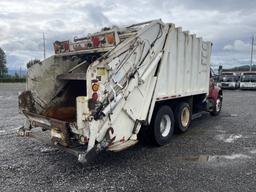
{"left": 218, "top": 72, "right": 240, "bottom": 89}
{"left": 240, "top": 72, "right": 256, "bottom": 90}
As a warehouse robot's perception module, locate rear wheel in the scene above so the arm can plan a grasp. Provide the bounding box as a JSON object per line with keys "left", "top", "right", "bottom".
{"left": 151, "top": 105, "right": 174, "bottom": 146}
{"left": 174, "top": 102, "right": 192, "bottom": 133}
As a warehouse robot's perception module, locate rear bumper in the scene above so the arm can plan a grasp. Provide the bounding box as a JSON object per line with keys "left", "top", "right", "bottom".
{"left": 20, "top": 129, "right": 81, "bottom": 156}
{"left": 23, "top": 111, "right": 71, "bottom": 146}
{"left": 221, "top": 85, "right": 238, "bottom": 89}
{"left": 17, "top": 126, "right": 110, "bottom": 163}
{"left": 17, "top": 111, "right": 90, "bottom": 162}
{"left": 17, "top": 113, "right": 115, "bottom": 163}
{"left": 219, "top": 83, "right": 239, "bottom": 89}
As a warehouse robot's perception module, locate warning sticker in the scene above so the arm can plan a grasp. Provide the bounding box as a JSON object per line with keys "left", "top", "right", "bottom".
{"left": 97, "top": 68, "right": 107, "bottom": 76}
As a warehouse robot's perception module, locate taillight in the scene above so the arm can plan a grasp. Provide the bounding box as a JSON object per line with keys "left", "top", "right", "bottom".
{"left": 91, "top": 79, "right": 100, "bottom": 102}
{"left": 92, "top": 36, "right": 100, "bottom": 48}
{"left": 92, "top": 93, "right": 98, "bottom": 102}
{"left": 63, "top": 41, "right": 69, "bottom": 50}
{"left": 106, "top": 34, "right": 114, "bottom": 44}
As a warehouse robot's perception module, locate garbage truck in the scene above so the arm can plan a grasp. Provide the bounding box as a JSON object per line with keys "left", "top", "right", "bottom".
{"left": 17, "top": 20, "right": 223, "bottom": 163}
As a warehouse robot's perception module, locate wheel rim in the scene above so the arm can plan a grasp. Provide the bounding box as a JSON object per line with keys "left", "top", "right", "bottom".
{"left": 160, "top": 114, "right": 171, "bottom": 137}
{"left": 216, "top": 98, "right": 222, "bottom": 112}
{"left": 181, "top": 107, "right": 190, "bottom": 127}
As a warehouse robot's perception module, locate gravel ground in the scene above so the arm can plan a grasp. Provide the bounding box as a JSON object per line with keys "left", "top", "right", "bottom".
{"left": 1, "top": 83, "right": 256, "bottom": 192}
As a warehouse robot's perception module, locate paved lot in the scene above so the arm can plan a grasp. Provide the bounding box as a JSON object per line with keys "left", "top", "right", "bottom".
{"left": 0, "top": 83, "right": 256, "bottom": 192}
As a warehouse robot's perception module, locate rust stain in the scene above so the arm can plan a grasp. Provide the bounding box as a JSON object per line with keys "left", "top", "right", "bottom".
{"left": 120, "top": 136, "right": 125, "bottom": 143}
{"left": 43, "top": 106, "right": 76, "bottom": 122}
{"left": 18, "top": 91, "right": 36, "bottom": 113}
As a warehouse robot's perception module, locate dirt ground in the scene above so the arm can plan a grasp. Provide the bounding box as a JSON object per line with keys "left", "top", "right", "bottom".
{"left": 1, "top": 83, "right": 256, "bottom": 192}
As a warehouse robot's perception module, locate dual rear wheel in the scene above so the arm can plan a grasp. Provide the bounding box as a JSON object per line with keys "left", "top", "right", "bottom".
{"left": 151, "top": 102, "right": 192, "bottom": 146}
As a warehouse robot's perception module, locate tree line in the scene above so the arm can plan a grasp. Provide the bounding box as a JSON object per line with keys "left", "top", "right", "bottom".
{"left": 0, "top": 47, "right": 8, "bottom": 79}
{"left": 0, "top": 47, "right": 39, "bottom": 83}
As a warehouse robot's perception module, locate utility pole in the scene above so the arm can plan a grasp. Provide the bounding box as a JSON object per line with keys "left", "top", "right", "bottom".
{"left": 43, "top": 32, "right": 46, "bottom": 59}
{"left": 218, "top": 65, "right": 223, "bottom": 76}
{"left": 250, "top": 35, "right": 254, "bottom": 72}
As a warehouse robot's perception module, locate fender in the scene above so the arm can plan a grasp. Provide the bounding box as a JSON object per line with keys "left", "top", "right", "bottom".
{"left": 208, "top": 84, "right": 222, "bottom": 102}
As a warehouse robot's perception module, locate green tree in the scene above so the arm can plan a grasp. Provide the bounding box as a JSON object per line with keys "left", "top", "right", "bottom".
{"left": 26, "top": 59, "right": 40, "bottom": 68}
{"left": 0, "top": 47, "right": 8, "bottom": 78}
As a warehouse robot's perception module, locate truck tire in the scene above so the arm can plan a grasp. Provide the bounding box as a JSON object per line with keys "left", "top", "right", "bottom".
{"left": 174, "top": 102, "right": 192, "bottom": 133}
{"left": 151, "top": 105, "right": 174, "bottom": 146}
{"left": 210, "top": 95, "right": 222, "bottom": 116}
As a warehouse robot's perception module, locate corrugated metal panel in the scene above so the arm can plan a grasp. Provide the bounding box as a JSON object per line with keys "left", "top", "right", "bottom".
{"left": 155, "top": 24, "right": 211, "bottom": 100}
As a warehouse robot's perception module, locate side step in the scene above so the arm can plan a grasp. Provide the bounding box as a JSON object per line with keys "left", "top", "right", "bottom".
{"left": 192, "top": 111, "right": 208, "bottom": 120}
{"left": 192, "top": 112, "right": 202, "bottom": 120}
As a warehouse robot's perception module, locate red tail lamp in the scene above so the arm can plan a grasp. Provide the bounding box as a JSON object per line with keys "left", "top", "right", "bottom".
{"left": 92, "top": 36, "right": 100, "bottom": 48}
{"left": 92, "top": 92, "right": 98, "bottom": 102}
{"left": 106, "top": 34, "right": 114, "bottom": 44}
{"left": 63, "top": 41, "right": 69, "bottom": 51}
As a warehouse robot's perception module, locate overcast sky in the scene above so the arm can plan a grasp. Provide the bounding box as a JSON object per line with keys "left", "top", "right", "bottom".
{"left": 0, "top": 0, "right": 256, "bottom": 70}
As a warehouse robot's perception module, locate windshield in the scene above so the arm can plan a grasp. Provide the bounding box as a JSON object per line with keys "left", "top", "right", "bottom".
{"left": 220, "top": 76, "right": 237, "bottom": 82}
{"left": 241, "top": 75, "right": 256, "bottom": 82}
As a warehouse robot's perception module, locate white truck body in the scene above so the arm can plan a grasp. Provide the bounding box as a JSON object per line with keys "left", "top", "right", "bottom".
{"left": 18, "top": 20, "right": 218, "bottom": 163}
{"left": 150, "top": 26, "right": 211, "bottom": 118}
